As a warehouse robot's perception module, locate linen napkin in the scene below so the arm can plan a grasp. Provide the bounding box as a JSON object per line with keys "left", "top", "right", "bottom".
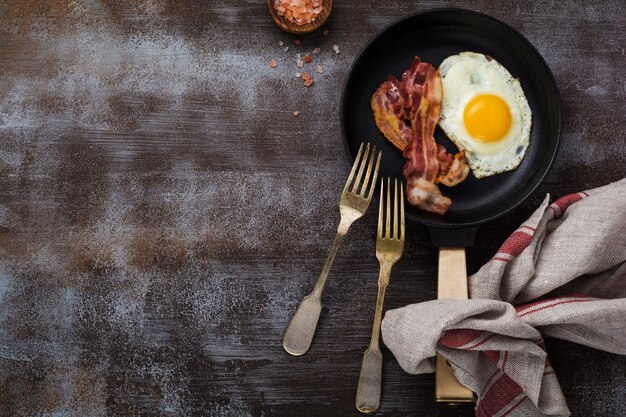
{"left": 381, "top": 178, "right": 626, "bottom": 417}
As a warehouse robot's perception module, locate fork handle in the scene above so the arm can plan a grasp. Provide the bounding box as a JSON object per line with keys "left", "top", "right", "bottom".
{"left": 283, "top": 228, "right": 347, "bottom": 356}
{"left": 356, "top": 344, "right": 383, "bottom": 413}
{"left": 282, "top": 292, "right": 323, "bottom": 356}
{"left": 435, "top": 247, "right": 474, "bottom": 403}
{"left": 355, "top": 263, "right": 391, "bottom": 413}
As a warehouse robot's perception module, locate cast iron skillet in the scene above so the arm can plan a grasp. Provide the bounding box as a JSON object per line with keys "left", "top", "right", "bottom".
{"left": 341, "top": 8, "right": 560, "bottom": 247}
{"left": 340, "top": 8, "right": 560, "bottom": 404}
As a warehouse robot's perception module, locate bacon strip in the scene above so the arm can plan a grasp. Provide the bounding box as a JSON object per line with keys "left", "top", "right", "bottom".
{"left": 401, "top": 58, "right": 451, "bottom": 214}
{"left": 371, "top": 57, "right": 470, "bottom": 214}
{"left": 370, "top": 76, "right": 413, "bottom": 150}
{"left": 437, "top": 148, "right": 470, "bottom": 187}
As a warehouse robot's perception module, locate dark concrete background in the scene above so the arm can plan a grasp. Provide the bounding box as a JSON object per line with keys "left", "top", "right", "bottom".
{"left": 0, "top": 1, "right": 624, "bottom": 416}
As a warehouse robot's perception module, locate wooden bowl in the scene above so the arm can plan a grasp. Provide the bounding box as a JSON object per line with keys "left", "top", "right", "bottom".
{"left": 267, "top": 0, "right": 332, "bottom": 35}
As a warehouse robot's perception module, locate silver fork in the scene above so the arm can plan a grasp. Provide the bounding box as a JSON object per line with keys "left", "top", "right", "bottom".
{"left": 356, "top": 178, "right": 405, "bottom": 413}
{"left": 283, "top": 142, "right": 381, "bottom": 356}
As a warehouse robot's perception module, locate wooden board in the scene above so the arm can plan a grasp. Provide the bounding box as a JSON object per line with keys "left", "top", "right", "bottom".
{"left": 0, "top": 1, "right": 625, "bottom": 415}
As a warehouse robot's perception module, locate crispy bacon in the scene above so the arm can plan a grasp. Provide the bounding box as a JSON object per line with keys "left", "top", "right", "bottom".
{"left": 437, "top": 150, "right": 470, "bottom": 187}
{"left": 371, "top": 57, "right": 470, "bottom": 214}
{"left": 436, "top": 144, "right": 453, "bottom": 174}
{"left": 401, "top": 58, "right": 451, "bottom": 214}
{"left": 370, "top": 76, "right": 412, "bottom": 150}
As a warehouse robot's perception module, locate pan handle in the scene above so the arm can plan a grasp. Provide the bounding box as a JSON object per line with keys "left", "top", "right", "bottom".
{"left": 435, "top": 247, "right": 474, "bottom": 403}
{"left": 427, "top": 226, "right": 478, "bottom": 247}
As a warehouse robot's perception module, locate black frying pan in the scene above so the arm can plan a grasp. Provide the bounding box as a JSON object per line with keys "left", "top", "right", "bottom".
{"left": 340, "top": 8, "right": 560, "bottom": 402}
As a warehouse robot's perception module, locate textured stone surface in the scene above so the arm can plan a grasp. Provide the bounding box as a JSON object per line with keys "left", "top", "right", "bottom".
{"left": 0, "top": 1, "right": 624, "bottom": 416}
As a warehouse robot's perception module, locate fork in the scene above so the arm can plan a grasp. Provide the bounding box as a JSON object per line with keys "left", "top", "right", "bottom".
{"left": 355, "top": 178, "right": 405, "bottom": 413}
{"left": 283, "top": 142, "right": 381, "bottom": 357}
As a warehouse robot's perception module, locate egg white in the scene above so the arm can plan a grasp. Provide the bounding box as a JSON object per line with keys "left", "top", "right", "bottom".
{"left": 438, "top": 52, "right": 532, "bottom": 178}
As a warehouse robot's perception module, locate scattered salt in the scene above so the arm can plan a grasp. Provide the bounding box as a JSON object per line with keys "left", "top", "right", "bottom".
{"left": 333, "top": 45, "right": 340, "bottom": 54}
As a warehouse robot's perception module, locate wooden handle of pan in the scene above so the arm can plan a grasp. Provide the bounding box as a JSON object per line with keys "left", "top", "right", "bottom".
{"left": 435, "top": 247, "right": 474, "bottom": 403}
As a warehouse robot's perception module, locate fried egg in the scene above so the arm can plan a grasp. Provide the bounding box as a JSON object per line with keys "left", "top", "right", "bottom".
{"left": 438, "top": 52, "right": 532, "bottom": 178}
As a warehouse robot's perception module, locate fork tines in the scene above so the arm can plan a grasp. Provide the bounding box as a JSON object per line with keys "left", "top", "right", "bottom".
{"left": 344, "top": 142, "right": 381, "bottom": 200}
{"left": 378, "top": 177, "right": 405, "bottom": 241}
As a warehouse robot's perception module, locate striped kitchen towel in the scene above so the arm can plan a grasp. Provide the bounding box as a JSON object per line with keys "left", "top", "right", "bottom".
{"left": 381, "top": 178, "right": 626, "bottom": 417}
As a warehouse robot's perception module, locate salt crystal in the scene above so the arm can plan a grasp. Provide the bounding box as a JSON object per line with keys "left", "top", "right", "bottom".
{"left": 284, "top": 46, "right": 289, "bottom": 52}
{"left": 275, "top": 0, "right": 322, "bottom": 25}
{"left": 316, "top": 64, "right": 323, "bottom": 74}
{"left": 333, "top": 45, "right": 340, "bottom": 54}
{"left": 293, "top": 111, "right": 300, "bottom": 117}
{"left": 279, "top": 41, "right": 284, "bottom": 46}
{"left": 295, "top": 72, "right": 301, "bottom": 78}
{"left": 312, "top": 47, "right": 321, "bottom": 54}
{"left": 296, "top": 59, "right": 304, "bottom": 68}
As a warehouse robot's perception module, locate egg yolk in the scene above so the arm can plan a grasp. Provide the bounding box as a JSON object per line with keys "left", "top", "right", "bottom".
{"left": 463, "top": 94, "right": 512, "bottom": 142}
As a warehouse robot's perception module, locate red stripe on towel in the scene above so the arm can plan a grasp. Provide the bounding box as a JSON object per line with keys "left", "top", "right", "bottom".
{"left": 497, "top": 231, "right": 533, "bottom": 257}
{"left": 466, "top": 333, "right": 495, "bottom": 350}
{"left": 518, "top": 299, "right": 596, "bottom": 317}
{"left": 478, "top": 373, "right": 524, "bottom": 416}
{"left": 493, "top": 257, "right": 512, "bottom": 262}
{"left": 554, "top": 193, "right": 584, "bottom": 212}
{"left": 501, "top": 396, "right": 528, "bottom": 417}
{"left": 440, "top": 329, "right": 486, "bottom": 348}
{"left": 483, "top": 350, "right": 500, "bottom": 365}
{"left": 501, "top": 351, "right": 508, "bottom": 372}
{"left": 515, "top": 294, "right": 597, "bottom": 313}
